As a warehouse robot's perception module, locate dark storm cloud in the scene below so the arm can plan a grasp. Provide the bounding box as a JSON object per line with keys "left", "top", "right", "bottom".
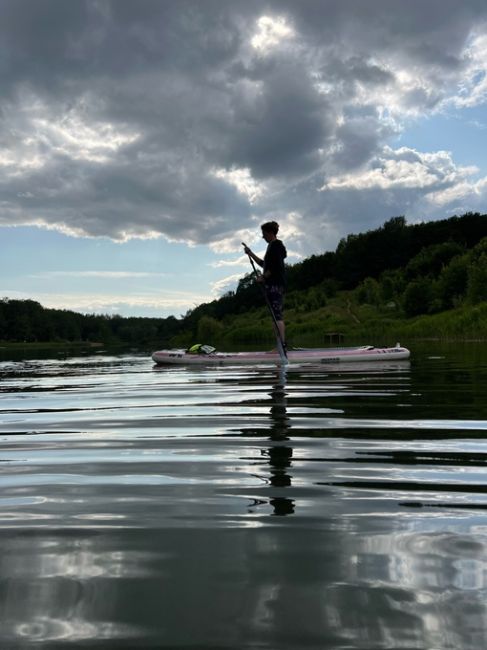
{"left": 1, "top": 0, "right": 487, "bottom": 249}
{"left": 225, "top": 59, "right": 332, "bottom": 178}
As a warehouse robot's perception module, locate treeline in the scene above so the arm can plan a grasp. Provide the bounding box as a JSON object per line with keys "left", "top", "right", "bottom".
{"left": 0, "top": 299, "right": 181, "bottom": 345}
{"left": 1, "top": 212, "right": 486, "bottom": 346}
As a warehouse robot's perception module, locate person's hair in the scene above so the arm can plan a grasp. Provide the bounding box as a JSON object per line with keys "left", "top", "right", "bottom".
{"left": 261, "top": 221, "right": 279, "bottom": 235}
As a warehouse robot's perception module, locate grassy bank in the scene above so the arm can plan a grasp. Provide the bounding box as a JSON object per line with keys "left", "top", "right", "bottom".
{"left": 170, "top": 296, "right": 487, "bottom": 349}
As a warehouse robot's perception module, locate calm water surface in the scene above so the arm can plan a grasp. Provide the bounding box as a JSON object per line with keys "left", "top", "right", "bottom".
{"left": 1, "top": 343, "right": 487, "bottom": 649}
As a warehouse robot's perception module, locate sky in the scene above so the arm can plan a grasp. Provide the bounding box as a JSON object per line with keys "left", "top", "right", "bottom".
{"left": 1, "top": 0, "right": 487, "bottom": 318}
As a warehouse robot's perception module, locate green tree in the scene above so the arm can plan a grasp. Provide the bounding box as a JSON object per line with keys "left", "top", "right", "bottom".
{"left": 467, "top": 253, "right": 487, "bottom": 304}
{"left": 437, "top": 255, "right": 469, "bottom": 309}
{"left": 355, "top": 278, "right": 381, "bottom": 306}
{"left": 379, "top": 269, "right": 406, "bottom": 302}
{"left": 405, "top": 242, "right": 465, "bottom": 280}
{"left": 403, "top": 279, "right": 435, "bottom": 316}
{"left": 197, "top": 315, "right": 224, "bottom": 342}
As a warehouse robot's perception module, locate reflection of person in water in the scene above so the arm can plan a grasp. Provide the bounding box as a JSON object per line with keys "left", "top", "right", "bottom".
{"left": 264, "top": 367, "right": 295, "bottom": 516}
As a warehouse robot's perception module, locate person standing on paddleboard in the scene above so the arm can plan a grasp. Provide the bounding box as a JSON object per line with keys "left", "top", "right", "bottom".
{"left": 243, "top": 221, "right": 287, "bottom": 348}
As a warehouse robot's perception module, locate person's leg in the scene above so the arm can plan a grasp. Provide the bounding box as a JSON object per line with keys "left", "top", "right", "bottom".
{"left": 267, "top": 286, "right": 286, "bottom": 347}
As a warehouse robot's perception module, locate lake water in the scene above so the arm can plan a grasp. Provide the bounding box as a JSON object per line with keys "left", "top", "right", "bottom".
{"left": 1, "top": 343, "right": 487, "bottom": 649}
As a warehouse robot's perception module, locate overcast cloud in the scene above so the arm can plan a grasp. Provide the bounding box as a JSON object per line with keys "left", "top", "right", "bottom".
{"left": 2, "top": 0, "right": 487, "bottom": 257}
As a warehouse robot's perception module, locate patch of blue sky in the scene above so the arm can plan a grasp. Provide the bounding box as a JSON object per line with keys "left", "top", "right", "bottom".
{"left": 395, "top": 106, "right": 487, "bottom": 175}
{"left": 0, "top": 226, "right": 232, "bottom": 317}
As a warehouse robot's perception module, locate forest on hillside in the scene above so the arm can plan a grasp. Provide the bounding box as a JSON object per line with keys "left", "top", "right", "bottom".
{"left": 2, "top": 212, "right": 487, "bottom": 346}
{"left": 179, "top": 212, "right": 487, "bottom": 341}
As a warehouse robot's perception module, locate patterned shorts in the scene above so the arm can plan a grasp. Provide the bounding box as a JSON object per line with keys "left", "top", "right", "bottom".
{"left": 265, "top": 285, "right": 284, "bottom": 321}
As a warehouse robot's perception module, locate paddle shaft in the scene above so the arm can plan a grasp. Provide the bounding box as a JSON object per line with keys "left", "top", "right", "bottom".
{"left": 244, "top": 245, "right": 288, "bottom": 362}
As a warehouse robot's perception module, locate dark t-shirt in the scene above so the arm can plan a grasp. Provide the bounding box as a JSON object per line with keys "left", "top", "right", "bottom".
{"left": 264, "top": 239, "right": 287, "bottom": 287}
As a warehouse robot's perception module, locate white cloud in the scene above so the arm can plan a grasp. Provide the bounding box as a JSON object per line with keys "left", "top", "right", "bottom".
{"left": 213, "top": 167, "right": 265, "bottom": 204}
{"left": 211, "top": 273, "right": 244, "bottom": 297}
{"left": 32, "top": 113, "right": 139, "bottom": 163}
{"left": 209, "top": 255, "right": 250, "bottom": 269}
{"left": 1, "top": 93, "right": 139, "bottom": 180}
{"left": 323, "top": 146, "right": 480, "bottom": 192}
{"left": 208, "top": 225, "right": 260, "bottom": 255}
{"left": 250, "top": 15, "right": 294, "bottom": 53}
{"left": 427, "top": 181, "right": 476, "bottom": 206}
{"left": 449, "top": 32, "right": 487, "bottom": 108}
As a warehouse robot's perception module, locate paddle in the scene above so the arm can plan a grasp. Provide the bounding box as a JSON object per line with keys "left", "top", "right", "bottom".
{"left": 242, "top": 242, "right": 288, "bottom": 364}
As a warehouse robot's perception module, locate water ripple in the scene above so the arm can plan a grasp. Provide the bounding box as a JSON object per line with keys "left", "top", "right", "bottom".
{"left": 0, "top": 347, "right": 487, "bottom": 648}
